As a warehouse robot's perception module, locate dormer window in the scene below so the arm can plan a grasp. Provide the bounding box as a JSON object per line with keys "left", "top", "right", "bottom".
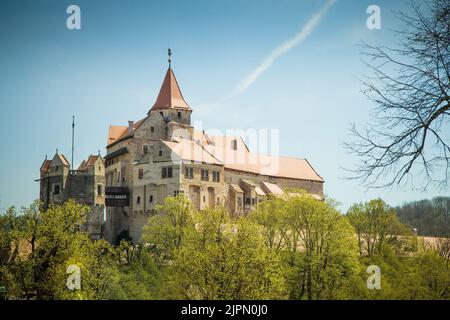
{"left": 231, "top": 139, "right": 238, "bottom": 150}
{"left": 177, "top": 111, "right": 181, "bottom": 119}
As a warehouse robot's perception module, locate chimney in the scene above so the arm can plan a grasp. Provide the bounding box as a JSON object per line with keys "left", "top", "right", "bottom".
{"left": 128, "top": 121, "right": 134, "bottom": 134}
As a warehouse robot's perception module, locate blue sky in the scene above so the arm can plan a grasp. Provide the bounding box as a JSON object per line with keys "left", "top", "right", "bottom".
{"left": 0, "top": 0, "right": 447, "bottom": 211}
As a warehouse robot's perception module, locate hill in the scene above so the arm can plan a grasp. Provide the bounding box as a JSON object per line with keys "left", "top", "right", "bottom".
{"left": 395, "top": 196, "right": 450, "bottom": 237}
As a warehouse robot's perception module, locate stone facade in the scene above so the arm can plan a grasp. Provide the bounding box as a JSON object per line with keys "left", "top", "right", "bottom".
{"left": 39, "top": 154, "right": 105, "bottom": 240}
{"left": 39, "top": 65, "right": 324, "bottom": 243}
{"left": 103, "top": 66, "right": 325, "bottom": 244}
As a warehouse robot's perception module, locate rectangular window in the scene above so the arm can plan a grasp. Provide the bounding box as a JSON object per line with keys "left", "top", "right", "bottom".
{"left": 136, "top": 196, "right": 141, "bottom": 204}
{"left": 159, "top": 148, "right": 163, "bottom": 157}
{"left": 251, "top": 198, "right": 256, "bottom": 205}
{"left": 184, "top": 167, "right": 193, "bottom": 179}
{"left": 97, "top": 184, "right": 102, "bottom": 196}
{"left": 151, "top": 126, "right": 154, "bottom": 133}
{"left": 54, "top": 185, "right": 60, "bottom": 195}
{"left": 212, "top": 171, "right": 220, "bottom": 182}
{"left": 245, "top": 197, "right": 251, "bottom": 205}
{"left": 201, "top": 169, "right": 209, "bottom": 181}
{"left": 149, "top": 195, "right": 153, "bottom": 203}
{"left": 162, "top": 167, "right": 173, "bottom": 178}
{"left": 173, "top": 190, "right": 185, "bottom": 197}
{"left": 138, "top": 168, "right": 143, "bottom": 179}
{"left": 143, "top": 145, "right": 149, "bottom": 154}
{"left": 231, "top": 139, "right": 238, "bottom": 150}
{"left": 177, "top": 112, "right": 181, "bottom": 119}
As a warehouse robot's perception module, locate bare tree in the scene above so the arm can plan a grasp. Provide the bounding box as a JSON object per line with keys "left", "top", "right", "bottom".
{"left": 346, "top": 0, "right": 449, "bottom": 190}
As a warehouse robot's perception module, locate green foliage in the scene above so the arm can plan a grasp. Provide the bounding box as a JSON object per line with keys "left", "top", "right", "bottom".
{"left": 172, "top": 207, "right": 286, "bottom": 299}
{"left": 142, "top": 194, "right": 194, "bottom": 261}
{"left": 252, "top": 192, "right": 361, "bottom": 300}
{"left": 347, "top": 199, "right": 415, "bottom": 256}
{"left": 356, "top": 247, "right": 450, "bottom": 300}
{"left": 1, "top": 196, "right": 449, "bottom": 300}
{"left": 112, "top": 241, "right": 163, "bottom": 300}
{"left": 249, "top": 195, "right": 289, "bottom": 251}
{"left": 0, "top": 200, "right": 118, "bottom": 300}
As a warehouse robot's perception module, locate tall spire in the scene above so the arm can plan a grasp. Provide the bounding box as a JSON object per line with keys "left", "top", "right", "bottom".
{"left": 149, "top": 54, "right": 191, "bottom": 113}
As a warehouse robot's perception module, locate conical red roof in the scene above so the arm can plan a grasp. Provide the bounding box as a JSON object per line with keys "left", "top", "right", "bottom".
{"left": 150, "top": 67, "right": 191, "bottom": 112}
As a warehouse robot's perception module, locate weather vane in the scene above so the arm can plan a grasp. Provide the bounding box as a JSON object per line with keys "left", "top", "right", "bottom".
{"left": 168, "top": 48, "right": 172, "bottom": 67}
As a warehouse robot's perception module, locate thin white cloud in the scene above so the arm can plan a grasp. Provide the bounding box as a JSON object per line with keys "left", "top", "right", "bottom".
{"left": 229, "top": 0, "right": 336, "bottom": 98}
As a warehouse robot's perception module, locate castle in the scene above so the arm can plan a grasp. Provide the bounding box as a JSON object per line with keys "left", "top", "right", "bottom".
{"left": 39, "top": 60, "right": 324, "bottom": 244}
{"left": 39, "top": 153, "right": 105, "bottom": 240}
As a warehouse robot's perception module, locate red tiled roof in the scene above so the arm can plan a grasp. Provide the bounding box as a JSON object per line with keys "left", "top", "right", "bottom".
{"left": 255, "top": 186, "right": 266, "bottom": 196}
{"left": 40, "top": 159, "right": 52, "bottom": 174}
{"left": 107, "top": 117, "right": 148, "bottom": 147}
{"left": 58, "top": 154, "right": 70, "bottom": 167}
{"left": 204, "top": 144, "right": 323, "bottom": 182}
{"left": 230, "top": 184, "right": 244, "bottom": 193}
{"left": 86, "top": 155, "right": 99, "bottom": 166}
{"left": 162, "top": 138, "right": 223, "bottom": 165}
{"left": 261, "top": 181, "right": 284, "bottom": 195}
{"left": 107, "top": 126, "right": 128, "bottom": 145}
{"left": 165, "top": 136, "right": 323, "bottom": 182}
{"left": 149, "top": 67, "right": 191, "bottom": 112}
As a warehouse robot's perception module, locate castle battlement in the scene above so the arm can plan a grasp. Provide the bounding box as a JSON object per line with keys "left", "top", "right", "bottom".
{"left": 39, "top": 153, "right": 105, "bottom": 240}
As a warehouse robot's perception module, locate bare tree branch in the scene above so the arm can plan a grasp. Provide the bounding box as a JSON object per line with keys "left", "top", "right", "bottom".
{"left": 345, "top": 0, "right": 450, "bottom": 190}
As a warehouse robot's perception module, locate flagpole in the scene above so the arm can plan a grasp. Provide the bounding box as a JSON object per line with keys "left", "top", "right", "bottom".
{"left": 72, "top": 115, "right": 75, "bottom": 171}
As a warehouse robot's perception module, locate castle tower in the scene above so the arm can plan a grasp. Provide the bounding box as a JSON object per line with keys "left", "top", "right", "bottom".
{"left": 148, "top": 51, "right": 192, "bottom": 131}
{"left": 39, "top": 152, "right": 105, "bottom": 240}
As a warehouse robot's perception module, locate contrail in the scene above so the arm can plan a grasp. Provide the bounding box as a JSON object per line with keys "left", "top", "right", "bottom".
{"left": 229, "top": 0, "right": 336, "bottom": 98}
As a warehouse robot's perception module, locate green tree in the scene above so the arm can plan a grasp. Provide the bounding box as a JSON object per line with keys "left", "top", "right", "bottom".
{"left": 0, "top": 200, "right": 118, "bottom": 300}
{"left": 251, "top": 192, "right": 362, "bottom": 300}
{"left": 174, "top": 206, "right": 286, "bottom": 299}
{"left": 111, "top": 241, "right": 164, "bottom": 300}
{"left": 250, "top": 195, "right": 290, "bottom": 251}
{"left": 347, "top": 199, "right": 414, "bottom": 256}
{"left": 285, "top": 195, "right": 360, "bottom": 300}
{"left": 142, "top": 194, "right": 193, "bottom": 261}
{"left": 358, "top": 245, "right": 450, "bottom": 300}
